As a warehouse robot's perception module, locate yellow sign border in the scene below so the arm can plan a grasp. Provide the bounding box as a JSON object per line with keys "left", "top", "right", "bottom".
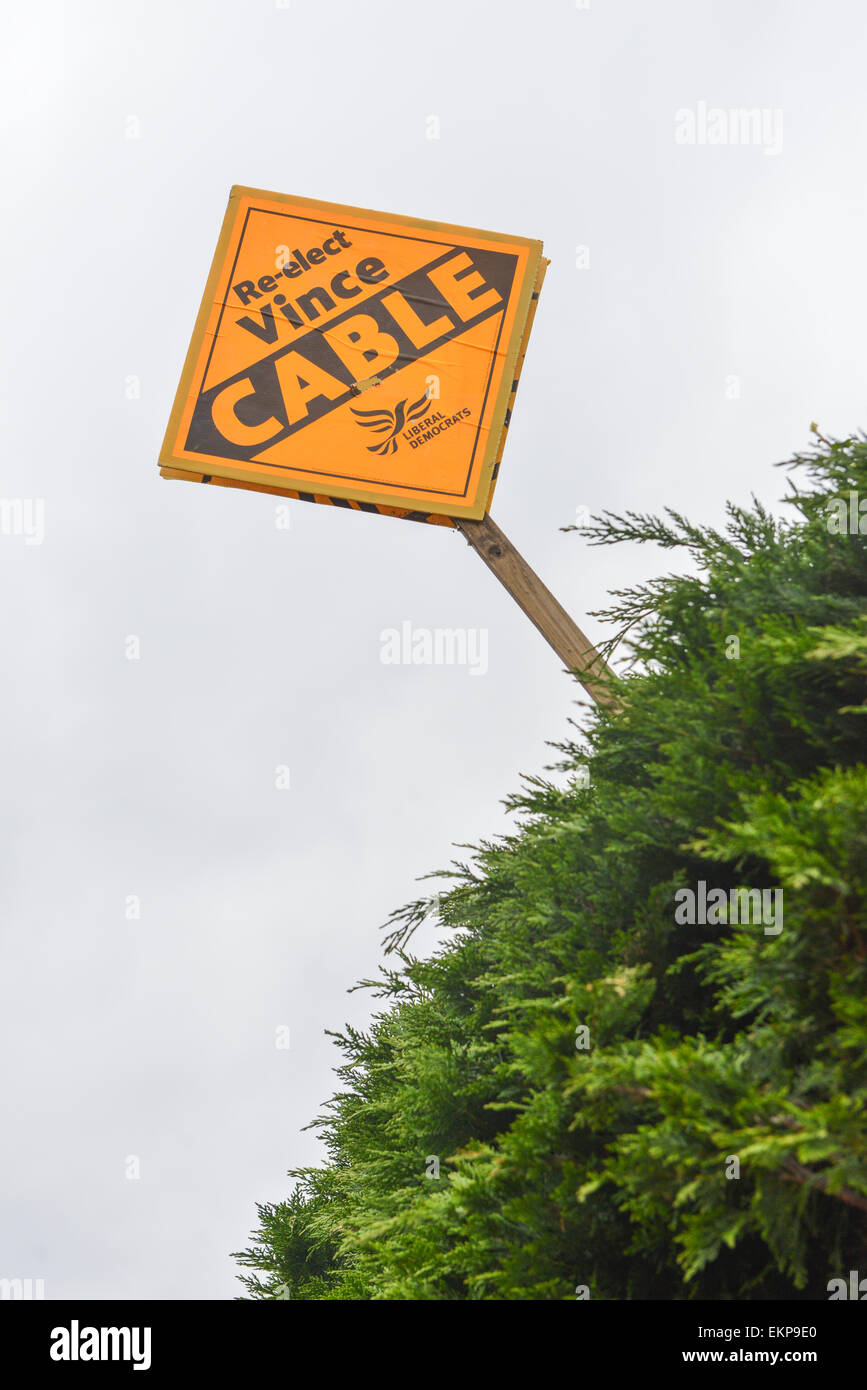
{"left": 159, "top": 187, "right": 543, "bottom": 520}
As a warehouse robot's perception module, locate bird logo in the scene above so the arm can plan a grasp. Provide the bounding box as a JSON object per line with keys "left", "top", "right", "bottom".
{"left": 350, "top": 390, "right": 431, "bottom": 455}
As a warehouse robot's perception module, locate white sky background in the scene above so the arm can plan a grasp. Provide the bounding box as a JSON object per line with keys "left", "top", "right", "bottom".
{"left": 0, "top": 0, "right": 864, "bottom": 1299}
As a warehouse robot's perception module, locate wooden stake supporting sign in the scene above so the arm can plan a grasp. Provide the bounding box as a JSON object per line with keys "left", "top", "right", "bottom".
{"left": 454, "top": 514, "right": 618, "bottom": 710}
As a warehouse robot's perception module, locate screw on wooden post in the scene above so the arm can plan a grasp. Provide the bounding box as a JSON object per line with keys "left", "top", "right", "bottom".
{"left": 454, "top": 512, "right": 619, "bottom": 711}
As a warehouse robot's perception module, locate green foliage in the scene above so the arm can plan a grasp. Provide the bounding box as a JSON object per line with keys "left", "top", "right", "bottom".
{"left": 235, "top": 435, "right": 867, "bottom": 1300}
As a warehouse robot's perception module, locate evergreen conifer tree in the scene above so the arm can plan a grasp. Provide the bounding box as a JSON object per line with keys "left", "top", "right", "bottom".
{"left": 235, "top": 435, "right": 867, "bottom": 1300}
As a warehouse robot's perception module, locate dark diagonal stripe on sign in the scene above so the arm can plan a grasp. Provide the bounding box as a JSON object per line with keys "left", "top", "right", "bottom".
{"left": 184, "top": 246, "right": 518, "bottom": 463}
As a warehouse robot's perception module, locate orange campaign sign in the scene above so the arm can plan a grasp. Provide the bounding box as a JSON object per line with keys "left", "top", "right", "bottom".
{"left": 159, "top": 187, "right": 546, "bottom": 522}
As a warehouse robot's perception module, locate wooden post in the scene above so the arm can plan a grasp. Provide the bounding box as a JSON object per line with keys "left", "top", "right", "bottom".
{"left": 454, "top": 513, "right": 618, "bottom": 710}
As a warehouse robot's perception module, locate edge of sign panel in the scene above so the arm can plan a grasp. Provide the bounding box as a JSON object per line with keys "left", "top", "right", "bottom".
{"left": 159, "top": 186, "right": 545, "bottom": 522}
{"left": 484, "top": 253, "right": 548, "bottom": 515}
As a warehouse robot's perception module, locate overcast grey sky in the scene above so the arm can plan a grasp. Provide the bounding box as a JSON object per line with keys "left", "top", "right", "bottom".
{"left": 1, "top": 0, "right": 864, "bottom": 1299}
